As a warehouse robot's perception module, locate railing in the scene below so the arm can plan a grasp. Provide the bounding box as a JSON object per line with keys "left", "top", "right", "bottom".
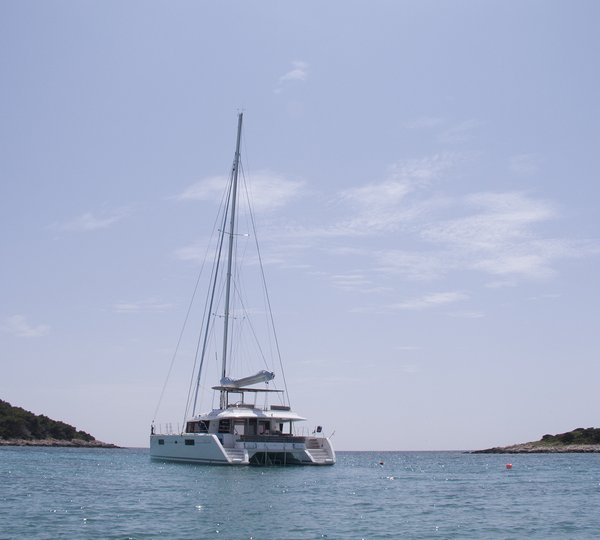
{"left": 237, "top": 434, "right": 307, "bottom": 444}
{"left": 152, "top": 423, "right": 181, "bottom": 435}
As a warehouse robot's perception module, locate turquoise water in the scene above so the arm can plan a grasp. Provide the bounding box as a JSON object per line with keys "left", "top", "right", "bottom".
{"left": 1, "top": 448, "right": 600, "bottom": 539}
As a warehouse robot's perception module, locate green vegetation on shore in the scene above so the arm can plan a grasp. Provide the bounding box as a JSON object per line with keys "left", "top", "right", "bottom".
{"left": 0, "top": 399, "right": 94, "bottom": 442}
{"left": 473, "top": 427, "right": 600, "bottom": 453}
{"left": 539, "top": 427, "right": 600, "bottom": 446}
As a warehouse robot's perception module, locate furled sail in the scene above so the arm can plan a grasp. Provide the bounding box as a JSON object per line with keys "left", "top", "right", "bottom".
{"left": 220, "top": 370, "right": 275, "bottom": 388}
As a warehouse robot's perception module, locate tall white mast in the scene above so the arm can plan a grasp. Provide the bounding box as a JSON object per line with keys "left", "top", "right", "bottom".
{"left": 220, "top": 112, "right": 243, "bottom": 408}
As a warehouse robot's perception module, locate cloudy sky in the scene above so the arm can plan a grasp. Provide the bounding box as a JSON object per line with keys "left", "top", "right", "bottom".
{"left": 2, "top": 1, "right": 599, "bottom": 450}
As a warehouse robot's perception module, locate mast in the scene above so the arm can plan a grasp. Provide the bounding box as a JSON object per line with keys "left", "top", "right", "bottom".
{"left": 220, "top": 112, "right": 243, "bottom": 408}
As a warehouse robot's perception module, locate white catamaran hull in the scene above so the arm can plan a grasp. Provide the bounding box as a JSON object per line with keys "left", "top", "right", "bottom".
{"left": 150, "top": 434, "right": 335, "bottom": 466}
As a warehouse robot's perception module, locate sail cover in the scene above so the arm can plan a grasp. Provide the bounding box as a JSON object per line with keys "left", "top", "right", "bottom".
{"left": 220, "top": 370, "right": 275, "bottom": 388}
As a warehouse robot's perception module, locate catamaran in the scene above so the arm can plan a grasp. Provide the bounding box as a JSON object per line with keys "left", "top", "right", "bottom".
{"left": 149, "top": 113, "right": 335, "bottom": 465}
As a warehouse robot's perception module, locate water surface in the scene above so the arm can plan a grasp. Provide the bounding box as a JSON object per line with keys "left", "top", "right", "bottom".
{"left": 1, "top": 447, "right": 599, "bottom": 538}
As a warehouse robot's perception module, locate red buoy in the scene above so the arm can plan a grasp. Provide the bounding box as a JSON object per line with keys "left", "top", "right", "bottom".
{"left": 506, "top": 463, "right": 513, "bottom": 470}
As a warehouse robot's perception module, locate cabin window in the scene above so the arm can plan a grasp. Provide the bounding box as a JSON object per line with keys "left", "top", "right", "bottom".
{"left": 245, "top": 418, "right": 257, "bottom": 435}
{"left": 234, "top": 420, "right": 246, "bottom": 436}
{"left": 218, "top": 419, "right": 231, "bottom": 433}
{"left": 186, "top": 420, "right": 209, "bottom": 433}
{"left": 185, "top": 439, "right": 195, "bottom": 446}
{"left": 158, "top": 439, "right": 165, "bottom": 445}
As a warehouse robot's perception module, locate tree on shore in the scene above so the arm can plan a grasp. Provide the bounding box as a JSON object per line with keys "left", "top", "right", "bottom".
{"left": 0, "top": 399, "right": 94, "bottom": 441}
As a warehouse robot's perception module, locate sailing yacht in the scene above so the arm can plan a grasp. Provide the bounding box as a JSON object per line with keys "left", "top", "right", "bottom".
{"left": 149, "top": 113, "right": 335, "bottom": 466}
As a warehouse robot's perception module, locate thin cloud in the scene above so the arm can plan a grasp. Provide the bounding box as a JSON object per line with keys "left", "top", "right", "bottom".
{"left": 279, "top": 61, "right": 308, "bottom": 82}
{"left": 509, "top": 153, "right": 541, "bottom": 176}
{"left": 177, "top": 171, "right": 304, "bottom": 213}
{"left": 336, "top": 153, "right": 457, "bottom": 234}
{"left": 438, "top": 119, "right": 480, "bottom": 144}
{"left": 113, "top": 299, "right": 173, "bottom": 314}
{"left": 404, "top": 116, "right": 445, "bottom": 129}
{"left": 472, "top": 238, "right": 597, "bottom": 279}
{"left": 527, "top": 292, "right": 561, "bottom": 301}
{"left": 474, "top": 252, "right": 553, "bottom": 278}
{"left": 2, "top": 315, "right": 50, "bottom": 338}
{"left": 420, "top": 192, "right": 582, "bottom": 279}
{"left": 330, "top": 273, "right": 371, "bottom": 288}
{"left": 391, "top": 291, "right": 468, "bottom": 311}
{"left": 177, "top": 175, "right": 226, "bottom": 203}
{"left": 374, "top": 250, "right": 446, "bottom": 281}
{"left": 174, "top": 241, "right": 209, "bottom": 264}
{"left": 269, "top": 152, "right": 448, "bottom": 240}
{"left": 448, "top": 310, "right": 485, "bottom": 319}
{"left": 274, "top": 157, "right": 597, "bottom": 289}
{"left": 328, "top": 272, "right": 390, "bottom": 293}
{"left": 55, "top": 208, "right": 129, "bottom": 232}
{"left": 423, "top": 192, "right": 556, "bottom": 250}
{"left": 243, "top": 172, "right": 305, "bottom": 212}
{"left": 172, "top": 151, "right": 598, "bottom": 306}
{"left": 398, "top": 363, "right": 421, "bottom": 374}
{"left": 485, "top": 280, "right": 517, "bottom": 289}
{"left": 275, "top": 61, "right": 309, "bottom": 93}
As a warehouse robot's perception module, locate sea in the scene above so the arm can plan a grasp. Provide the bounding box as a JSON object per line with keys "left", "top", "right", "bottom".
{"left": 1, "top": 448, "right": 600, "bottom": 539}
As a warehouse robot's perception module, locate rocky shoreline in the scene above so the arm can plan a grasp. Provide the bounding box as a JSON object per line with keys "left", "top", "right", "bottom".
{"left": 0, "top": 438, "right": 119, "bottom": 448}
{"left": 472, "top": 443, "right": 600, "bottom": 454}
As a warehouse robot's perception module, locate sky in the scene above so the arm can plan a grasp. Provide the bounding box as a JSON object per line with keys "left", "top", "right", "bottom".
{"left": 1, "top": 0, "right": 599, "bottom": 450}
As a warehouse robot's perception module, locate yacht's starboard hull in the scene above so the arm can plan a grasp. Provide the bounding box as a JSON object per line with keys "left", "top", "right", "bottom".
{"left": 149, "top": 434, "right": 335, "bottom": 466}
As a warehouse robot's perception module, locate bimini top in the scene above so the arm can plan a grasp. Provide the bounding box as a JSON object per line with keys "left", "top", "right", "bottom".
{"left": 194, "top": 406, "right": 306, "bottom": 422}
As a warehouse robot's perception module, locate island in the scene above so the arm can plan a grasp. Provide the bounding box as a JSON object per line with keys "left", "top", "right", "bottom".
{"left": 0, "top": 399, "right": 118, "bottom": 448}
{"left": 472, "top": 427, "right": 600, "bottom": 453}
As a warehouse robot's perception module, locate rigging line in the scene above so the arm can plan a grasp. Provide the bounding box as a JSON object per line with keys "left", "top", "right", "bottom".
{"left": 182, "top": 213, "right": 222, "bottom": 421}
{"left": 186, "top": 174, "right": 233, "bottom": 420}
{"left": 241, "top": 162, "right": 291, "bottom": 407}
{"left": 180, "top": 180, "right": 230, "bottom": 424}
{"left": 188, "top": 144, "right": 239, "bottom": 415}
{"left": 232, "top": 279, "right": 271, "bottom": 371}
{"left": 152, "top": 201, "right": 220, "bottom": 423}
{"left": 152, "top": 263, "right": 203, "bottom": 423}
{"left": 190, "top": 330, "right": 214, "bottom": 406}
